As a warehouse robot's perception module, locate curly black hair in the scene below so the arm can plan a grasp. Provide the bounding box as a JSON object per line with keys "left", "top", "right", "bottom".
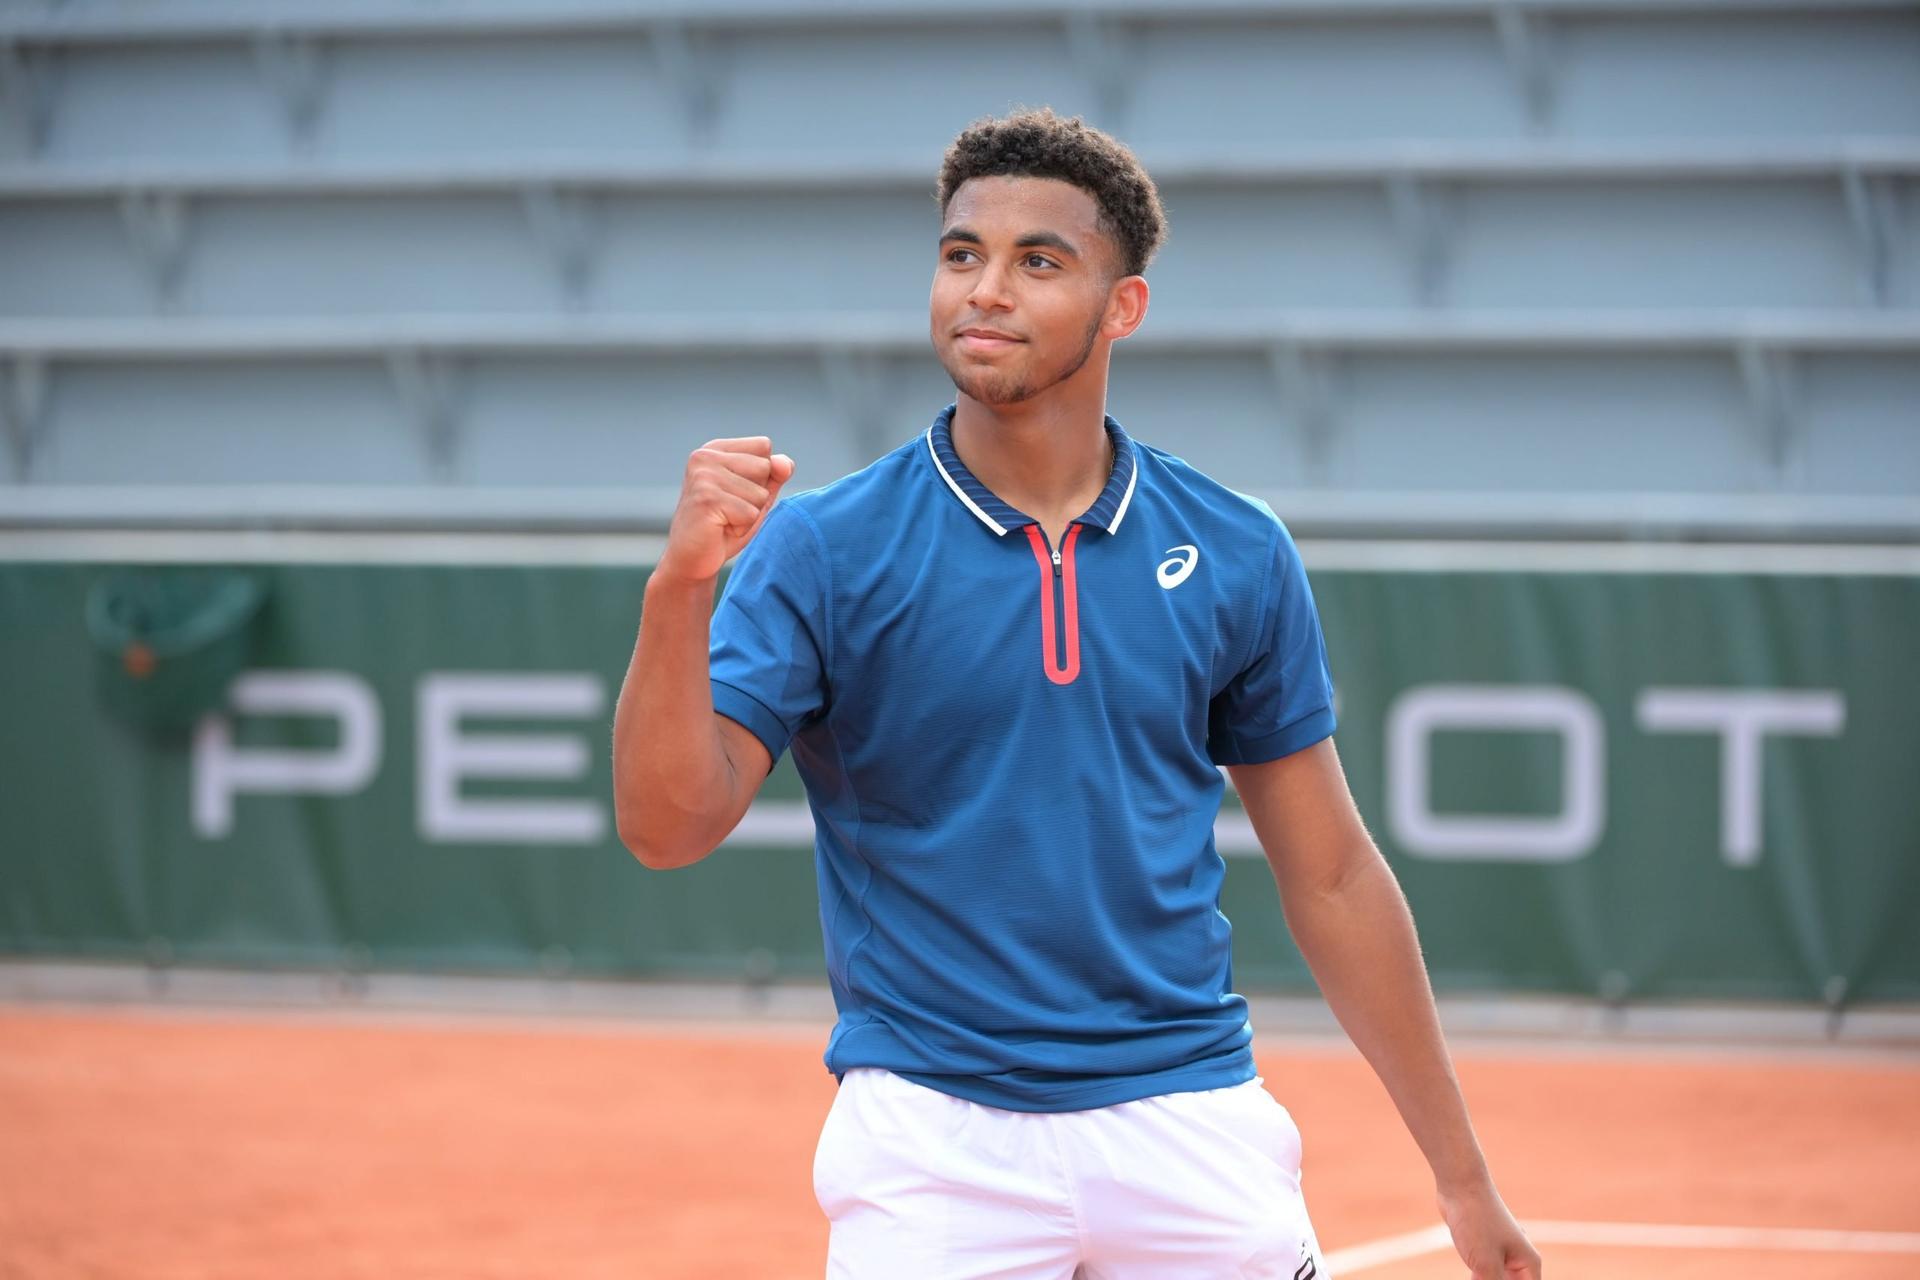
{"left": 936, "top": 106, "right": 1167, "bottom": 279}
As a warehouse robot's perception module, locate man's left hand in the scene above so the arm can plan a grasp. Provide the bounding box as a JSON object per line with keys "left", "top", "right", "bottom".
{"left": 1435, "top": 1175, "right": 1542, "bottom": 1278}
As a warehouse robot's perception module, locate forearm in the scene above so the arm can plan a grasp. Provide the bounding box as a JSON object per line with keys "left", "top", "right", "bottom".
{"left": 611, "top": 568, "right": 737, "bottom": 868}
{"left": 1278, "top": 849, "right": 1492, "bottom": 1191}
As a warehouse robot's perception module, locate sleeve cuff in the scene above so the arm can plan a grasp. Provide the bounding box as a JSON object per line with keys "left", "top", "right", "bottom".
{"left": 1207, "top": 702, "right": 1336, "bottom": 766}
{"left": 711, "top": 679, "right": 790, "bottom": 772}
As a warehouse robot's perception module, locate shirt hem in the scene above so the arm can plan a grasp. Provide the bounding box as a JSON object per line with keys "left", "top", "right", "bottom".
{"left": 880, "top": 1050, "right": 1259, "bottom": 1114}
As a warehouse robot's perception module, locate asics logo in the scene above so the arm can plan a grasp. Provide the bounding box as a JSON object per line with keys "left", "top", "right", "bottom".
{"left": 1156, "top": 544, "right": 1199, "bottom": 589}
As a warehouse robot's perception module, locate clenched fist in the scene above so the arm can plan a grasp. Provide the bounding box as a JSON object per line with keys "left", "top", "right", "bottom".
{"left": 656, "top": 436, "right": 796, "bottom": 584}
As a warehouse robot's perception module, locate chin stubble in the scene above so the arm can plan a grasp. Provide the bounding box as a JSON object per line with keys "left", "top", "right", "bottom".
{"left": 947, "top": 310, "right": 1104, "bottom": 405}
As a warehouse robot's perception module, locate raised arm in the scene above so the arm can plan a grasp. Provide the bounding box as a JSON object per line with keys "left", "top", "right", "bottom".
{"left": 612, "top": 436, "right": 793, "bottom": 870}
{"left": 1227, "top": 738, "right": 1542, "bottom": 1280}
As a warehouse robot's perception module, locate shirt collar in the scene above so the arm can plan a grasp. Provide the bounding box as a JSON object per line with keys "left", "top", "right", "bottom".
{"left": 924, "top": 402, "right": 1140, "bottom": 538}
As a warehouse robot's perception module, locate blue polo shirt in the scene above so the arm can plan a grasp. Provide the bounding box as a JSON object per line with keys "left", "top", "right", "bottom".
{"left": 706, "top": 402, "right": 1338, "bottom": 1112}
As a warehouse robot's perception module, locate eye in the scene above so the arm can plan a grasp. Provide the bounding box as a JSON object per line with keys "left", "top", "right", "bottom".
{"left": 945, "top": 247, "right": 977, "bottom": 263}
{"left": 1024, "top": 254, "right": 1057, "bottom": 269}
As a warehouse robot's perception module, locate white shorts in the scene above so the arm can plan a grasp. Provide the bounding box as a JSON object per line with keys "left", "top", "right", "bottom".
{"left": 813, "top": 1066, "right": 1330, "bottom": 1279}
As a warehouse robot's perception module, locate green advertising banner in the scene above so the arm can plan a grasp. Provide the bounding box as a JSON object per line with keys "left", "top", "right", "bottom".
{"left": 2, "top": 544, "right": 1915, "bottom": 1005}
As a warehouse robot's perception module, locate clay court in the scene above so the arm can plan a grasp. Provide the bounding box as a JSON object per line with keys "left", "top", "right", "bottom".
{"left": 3, "top": 984, "right": 1916, "bottom": 1280}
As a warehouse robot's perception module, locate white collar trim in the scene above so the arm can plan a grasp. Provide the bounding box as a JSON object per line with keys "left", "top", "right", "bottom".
{"left": 925, "top": 425, "right": 1009, "bottom": 536}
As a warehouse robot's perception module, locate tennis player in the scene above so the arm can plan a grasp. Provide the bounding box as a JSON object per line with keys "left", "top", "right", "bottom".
{"left": 614, "top": 106, "right": 1542, "bottom": 1280}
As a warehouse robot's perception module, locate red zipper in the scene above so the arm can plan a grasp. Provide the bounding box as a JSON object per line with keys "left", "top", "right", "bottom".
{"left": 1023, "top": 523, "right": 1081, "bottom": 685}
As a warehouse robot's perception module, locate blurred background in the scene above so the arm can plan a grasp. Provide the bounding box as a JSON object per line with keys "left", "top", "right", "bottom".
{"left": 1, "top": 2, "right": 1917, "bottom": 1277}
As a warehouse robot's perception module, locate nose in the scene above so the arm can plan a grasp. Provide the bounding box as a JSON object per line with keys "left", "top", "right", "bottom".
{"left": 966, "top": 258, "right": 1015, "bottom": 313}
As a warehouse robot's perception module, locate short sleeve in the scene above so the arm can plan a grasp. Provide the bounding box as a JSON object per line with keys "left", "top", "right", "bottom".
{"left": 1206, "top": 511, "right": 1337, "bottom": 765}
{"left": 704, "top": 501, "right": 831, "bottom": 774}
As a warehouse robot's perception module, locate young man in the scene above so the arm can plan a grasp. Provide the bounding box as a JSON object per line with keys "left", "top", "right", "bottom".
{"left": 614, "top": 108, "right": 1542, "bottom": 1279}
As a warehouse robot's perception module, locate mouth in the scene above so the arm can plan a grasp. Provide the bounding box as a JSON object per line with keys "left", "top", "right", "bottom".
{"left": 956, "top": 329, "right": 1025, "bottom": 352}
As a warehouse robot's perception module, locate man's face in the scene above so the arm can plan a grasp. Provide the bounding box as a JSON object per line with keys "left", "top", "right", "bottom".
{"left": 930, "top": 175, "right": 1123, "bottom": 406}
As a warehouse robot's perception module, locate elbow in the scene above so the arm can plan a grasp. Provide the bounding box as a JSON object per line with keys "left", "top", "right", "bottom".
{"left": 612, "top": 755, "right": 735, "bottom": 870}
{"left": 620, "top": 830, "right": 670, "bottom": 870}
{"left": 1275, "top": 837, "right": 1390, "bottom": 907}
{"left": 1323, "top": 842, "right": 1392, "bottom": 900}
{"left": 614, "top": 805, "right": 713, "bottom": 871}
{"left": 615, "top": 811, "right": 681, "bottom": 870}
{"left": 620, "top": 830, "right": 704, "bottom": 871}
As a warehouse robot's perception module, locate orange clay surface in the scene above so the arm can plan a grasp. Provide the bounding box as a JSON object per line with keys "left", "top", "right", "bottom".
{"left": 2, "top": 1004, "right": 1917, "bottom": 1279}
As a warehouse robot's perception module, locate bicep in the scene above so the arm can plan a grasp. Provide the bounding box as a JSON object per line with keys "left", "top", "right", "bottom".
{"left": 1226, "top": 736, "right": 1377, "bottom": 901}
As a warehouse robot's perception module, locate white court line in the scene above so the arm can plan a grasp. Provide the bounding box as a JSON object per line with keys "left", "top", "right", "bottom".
{"left": 1324, "top": 1224, "right": 1452, "bottom": 1272}
{"left": 1523, "top": 1220, "right": 1920, "bottom": 1254}
{"left": 1325, "top": 1220, "right": 1920, "bottom": 1273}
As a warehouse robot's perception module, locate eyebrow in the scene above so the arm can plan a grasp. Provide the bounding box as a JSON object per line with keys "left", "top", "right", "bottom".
{"left": 939, "top": 225, "right": 1082, "bottom": 259}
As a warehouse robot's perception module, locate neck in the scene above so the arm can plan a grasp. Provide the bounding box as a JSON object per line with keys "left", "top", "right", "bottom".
{"left": 949, "top": 394, "right": 1113, "bottom": 523}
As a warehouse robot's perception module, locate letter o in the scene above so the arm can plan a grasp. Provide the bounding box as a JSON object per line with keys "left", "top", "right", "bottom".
{"left": 1386, "top": 684, "right": 1604, "bottom": 862}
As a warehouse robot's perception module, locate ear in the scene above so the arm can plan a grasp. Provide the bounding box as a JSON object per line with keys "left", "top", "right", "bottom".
{"left": 1102, "top": 274, "right": 1150, "bottom": 342}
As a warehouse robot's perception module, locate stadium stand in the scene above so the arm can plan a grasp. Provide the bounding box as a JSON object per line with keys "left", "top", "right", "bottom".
{"left": 0, "top": 0, "right": 1914, "bottom": 538}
